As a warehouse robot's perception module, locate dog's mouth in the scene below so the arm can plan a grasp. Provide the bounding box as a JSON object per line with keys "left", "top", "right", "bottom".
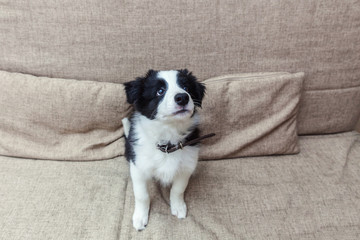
{"left": 173, "top": 109, "right": 190, "bottom": 115}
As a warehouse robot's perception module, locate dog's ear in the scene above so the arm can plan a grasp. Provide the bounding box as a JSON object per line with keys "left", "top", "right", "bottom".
{"left": 124, "top": 70, "right": 156, "bottom": 104}
{"left": 178, "top": 69, "right": 206, "bottom": 108}
{"left": 124, "top": 78, "right": 143, "bottom": 104}
{"left": 145, "top": 69, "right": 156, "bottom": 78}
{"left": 178, "top": 68, "right": 190, "bottom": 76}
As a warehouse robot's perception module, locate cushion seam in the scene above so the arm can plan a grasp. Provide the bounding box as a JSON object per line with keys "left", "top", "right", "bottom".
{"left": 305, "top": 85, "right": 360, "bottom": 92}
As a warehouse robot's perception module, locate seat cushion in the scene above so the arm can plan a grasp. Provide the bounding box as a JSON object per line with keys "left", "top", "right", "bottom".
{"left": 119, "top": 131, "right": 360, "bottom": 239}
{"left": 1, "top": 132, "right": 359, "bottom": 239}
{"left": 0, "top": 156, "right": 129, "bottom": 240}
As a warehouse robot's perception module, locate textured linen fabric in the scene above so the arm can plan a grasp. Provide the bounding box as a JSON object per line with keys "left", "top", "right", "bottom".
{"left": 0, "top": 70, "right": 304, "bottom": 161}
{"left": 0, "top": 156, "right": 129, "bottom": 240}
{"left": 199, "top": 72, "right": 304, "bottom": 160}
{"left": 0, "top": 133, "right": 359, "bottom": 239}
{"left": 0, "top": 70, "right": 130, "bottom": 161}
{"left": 0, "top": 0, "right": 358, "bottom": 90}
{"left": 0, "top": 1, "right": 359, "bottom": 134}
{"left": 119, "top": 131, "right": 360, "bottom": 239}
{"left": 298, "top": 87, "right": 360, "bottom": 134}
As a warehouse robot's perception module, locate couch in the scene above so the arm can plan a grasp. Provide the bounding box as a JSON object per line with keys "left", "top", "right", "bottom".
{"left": 1, "top": 1, "right": 360, "bottom": 239}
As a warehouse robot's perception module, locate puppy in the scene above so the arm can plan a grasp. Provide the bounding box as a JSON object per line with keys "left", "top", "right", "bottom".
{"left": 123, "top": 69, "right": 205, "bottom": 231}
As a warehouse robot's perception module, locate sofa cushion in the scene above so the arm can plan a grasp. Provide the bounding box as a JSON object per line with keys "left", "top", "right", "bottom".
{"left": 119, "top": 131, "right": 360, "bottom": 239}
{"left": 298, "top": 86, "right": 360, "bottom": 134}
{"left": 199, "top": 72, "right": 304, "bottom": 160}
{"left": 0, "top": 70, "right": 304, "bottom": 161}
{"left": 0, "top": 156, "right": 129, "bottom": 240}
{"left": 2, "top": 132, "right": 358, "bottom": 239}
{"left": 0, "top": 70, "right": 129, "bottom": 161}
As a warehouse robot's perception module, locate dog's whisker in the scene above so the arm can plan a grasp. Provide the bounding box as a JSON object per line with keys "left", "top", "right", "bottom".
{"left": 193, "top": 100, "right": 202, "bottom": 106}
{"left": 150, "top": 109, "right": 157, "bottom": 119}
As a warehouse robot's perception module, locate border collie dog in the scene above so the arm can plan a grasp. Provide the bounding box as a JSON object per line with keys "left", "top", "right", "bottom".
{"left": 123, "top": 69, "right": 205, "bottom": 231}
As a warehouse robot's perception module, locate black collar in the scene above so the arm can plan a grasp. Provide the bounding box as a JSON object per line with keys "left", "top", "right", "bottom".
{"left": 157, "top": 133, "right": 215, "bottom": 154}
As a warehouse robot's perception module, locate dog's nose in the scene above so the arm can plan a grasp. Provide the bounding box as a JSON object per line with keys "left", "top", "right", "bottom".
{"left": 174, "top": 93, "right": 189, "bottom": 106}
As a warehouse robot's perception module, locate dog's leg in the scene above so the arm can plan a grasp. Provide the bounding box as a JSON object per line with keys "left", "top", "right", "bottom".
{"left": 130, "top": 163, "right": 150, "bottom": 231}
{"left": 170, "top": 171, "right": 192, "bottom": 219}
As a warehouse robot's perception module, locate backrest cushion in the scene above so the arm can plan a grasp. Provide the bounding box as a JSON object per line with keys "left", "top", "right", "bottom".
{"left": 0, "top": 70, "right": 305, "bottom": 161}
{"left": 199, "top": 72, "right": 304, "bottom": 160}
{"left": 0, "top": 71, "right": 128, "bottom": 160}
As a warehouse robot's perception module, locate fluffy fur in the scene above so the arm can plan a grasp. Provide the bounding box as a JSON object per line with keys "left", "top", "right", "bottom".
{"left": 123, "top": 69, "right": 205, "bottom": 231}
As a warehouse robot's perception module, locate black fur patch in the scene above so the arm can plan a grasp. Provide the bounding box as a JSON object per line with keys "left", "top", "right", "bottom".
{"left": 124, "top": 137, "right": 135, "bottom": 163}
{"left": 124, "top": 116, "right": 138, "bottom": 163}
{"left": 185, "top": 127, "right": 200, "bottom": 146}
{"left": 124, "top": 70, "right": 167, "bottom": 120}
{"left": 177, "top": 69, "right": 206, "bottom": 108}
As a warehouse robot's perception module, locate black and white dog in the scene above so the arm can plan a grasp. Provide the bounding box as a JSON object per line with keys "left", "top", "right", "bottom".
{"left": 123, "top": 69, "right": 205, "bottom": 231}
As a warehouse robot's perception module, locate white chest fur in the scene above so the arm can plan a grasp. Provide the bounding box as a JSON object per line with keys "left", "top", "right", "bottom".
{"left": 131, "top": 113, "right": 199, "bottom": 185}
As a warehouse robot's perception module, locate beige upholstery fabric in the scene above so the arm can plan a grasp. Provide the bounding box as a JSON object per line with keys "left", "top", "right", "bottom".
{"left": 199, "top": 72, "right": 304, "bottom": 160}
{"left": 0, "top": 1, "right": 359, "bottom": 134}
{"left": 0, "top": 2, "right": 359, "bottom": 239}
{"left": 0, "top": 156, "right": 129, "bottom": 240}
{"left": 119, "top": 131, "right": 360, "bottom": 239}
{"left": 0, "top": 1, "right": 357, "bottom": 90}
{"left": 0, "top": 70, "right": 304, "bottom": 161}
{"left": 356, "top": 119, "right": 360, "bottom": 133}
{"left": 0, "top": 70, "right": 129, "bottom": 160}
{"left": 298, "top": 87, "right": 360, "bottom": 134}
{"left": 1, "top": 132, "right": 359, "bottom": 240}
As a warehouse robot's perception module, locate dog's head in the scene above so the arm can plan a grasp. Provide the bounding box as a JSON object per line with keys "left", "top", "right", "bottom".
{"left": 124, "top": 69, "right": 205, "bottom": 121}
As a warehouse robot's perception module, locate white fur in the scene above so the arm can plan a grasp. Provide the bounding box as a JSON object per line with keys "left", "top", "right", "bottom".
{"left": 128, "top": 70, "right": 200, "bottom": 231}
{"left": 131, "top": 112, "right": 199, "bottom": 185}
{"left": 122, "top": 117, "right": 130, "bottom": 138}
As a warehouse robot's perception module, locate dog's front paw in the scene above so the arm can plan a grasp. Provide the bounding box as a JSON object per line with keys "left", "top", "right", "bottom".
{"left": 171, "top": 200, "right": 187, "bottom": 219}
{"left": 132, "top": 209, "right": 149, "bottom": 231}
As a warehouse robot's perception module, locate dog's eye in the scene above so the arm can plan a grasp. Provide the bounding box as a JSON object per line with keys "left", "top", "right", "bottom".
{"left": 183, "top": 86, "right": 188, "bottom": 91}
{"left": 157, "top": 88, "right": 165, "bottom": 96}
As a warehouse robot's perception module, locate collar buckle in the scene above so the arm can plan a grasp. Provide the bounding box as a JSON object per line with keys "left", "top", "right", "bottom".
{"left": 158, "top": 144, "right": 170, "bottom": 153}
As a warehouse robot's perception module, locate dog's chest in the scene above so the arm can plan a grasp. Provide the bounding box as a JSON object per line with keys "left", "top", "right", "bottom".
{"left": 134, "top": 139, "right": 198, "bottom": 185}
{"left": 130, "top": 113, "right": 199, "bottom": 184}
